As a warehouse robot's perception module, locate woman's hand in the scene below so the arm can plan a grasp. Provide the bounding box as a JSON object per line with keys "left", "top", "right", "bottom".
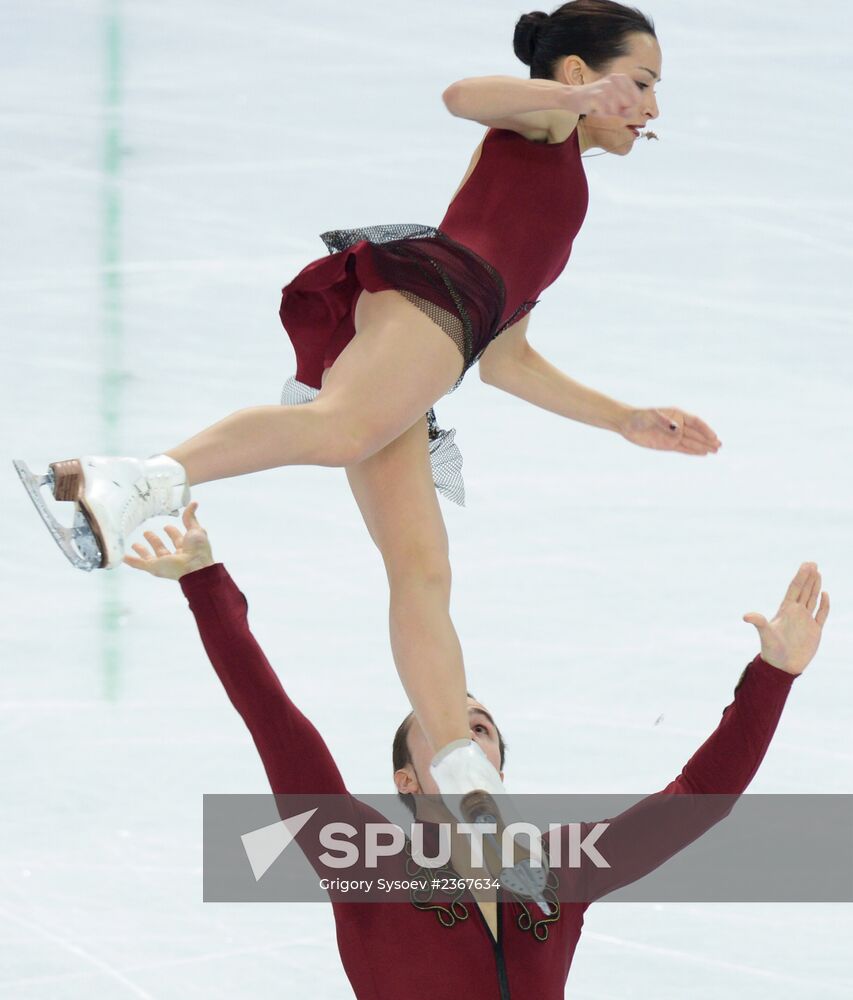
{"left": 563, "top": 73, "right": 642, "bottom": 119}
{"left": 123, "top": 501, "right": 214, "bottom": 580}
{"left": 619, "top": 407, "right": 722, "bottom": 455}
{"left": 743, "top": 563, "right": 830, "bottom": 675}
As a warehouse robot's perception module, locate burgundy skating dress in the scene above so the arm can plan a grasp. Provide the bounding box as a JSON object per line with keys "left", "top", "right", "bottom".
{"left": 278, "top": 127, "right": 589, "bottom": 504}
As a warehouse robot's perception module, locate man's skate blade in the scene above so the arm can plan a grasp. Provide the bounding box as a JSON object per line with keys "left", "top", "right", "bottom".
{"left": 13, "top": 460, "right": 103, "bottom": 571}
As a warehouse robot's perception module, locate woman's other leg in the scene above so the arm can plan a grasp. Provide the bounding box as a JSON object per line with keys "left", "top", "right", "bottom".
{"left": 167, "top": 290, "right": 463, "bottom": 485}
{"left": 345, "top": 415, "right": 469, "bottom": 755}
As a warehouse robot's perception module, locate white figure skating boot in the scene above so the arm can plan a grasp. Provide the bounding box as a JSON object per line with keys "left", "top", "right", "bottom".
{"left": 13, "top": 455, "right": 190, "bottom": 571}
{"left": 430, "top": 739, "right": 552, "bottom": 913}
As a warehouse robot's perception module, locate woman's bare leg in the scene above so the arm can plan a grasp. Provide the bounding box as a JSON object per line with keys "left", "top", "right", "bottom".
{"left": 345, "top": 414, "right": 469, "bottom": 754}
{"left": 166, "top": 291, "right": 463, "bottom": 485}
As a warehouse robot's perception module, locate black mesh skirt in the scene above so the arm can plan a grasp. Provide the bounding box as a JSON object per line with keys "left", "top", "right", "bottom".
{"left": 280, "top": 223, "right": 509, "bottom": 392}
{"left": 278, "top": 223, "right": 536, "bottom": 506}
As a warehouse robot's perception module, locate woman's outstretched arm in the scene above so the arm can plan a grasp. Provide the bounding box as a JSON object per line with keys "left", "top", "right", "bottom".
{"left": 478, "top": 316, "right": 722, "bottom": 456}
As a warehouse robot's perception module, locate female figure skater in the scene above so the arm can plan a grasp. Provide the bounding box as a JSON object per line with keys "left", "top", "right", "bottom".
{"left": 17, "top": 3, "right": 721, "bottom": 823}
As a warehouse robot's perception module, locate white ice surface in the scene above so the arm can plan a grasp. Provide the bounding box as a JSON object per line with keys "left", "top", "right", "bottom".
{"left": 2, "top": 0, "right": 852, "bottom": 997}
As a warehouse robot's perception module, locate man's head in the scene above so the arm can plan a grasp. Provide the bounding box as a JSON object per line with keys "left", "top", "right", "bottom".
{"left": 392, "top": 695, "right": 508, "bottom": 817}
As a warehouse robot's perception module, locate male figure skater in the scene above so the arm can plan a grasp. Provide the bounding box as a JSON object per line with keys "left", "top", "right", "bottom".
{"left": 125, "top": 504, "right": 830, "bottom": 1000}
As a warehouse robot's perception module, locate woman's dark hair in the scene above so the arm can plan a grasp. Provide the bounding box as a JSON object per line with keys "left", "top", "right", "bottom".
{"left": 392, "top": 695, "right": 508, "bottom": 817}
{"left": 514, "top": 0, "right": 656, "bottom": 80}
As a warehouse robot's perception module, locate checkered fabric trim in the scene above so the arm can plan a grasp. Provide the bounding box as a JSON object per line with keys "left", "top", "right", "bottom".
{"left": 280, "top": 377, "right": 465, "bottom": 507}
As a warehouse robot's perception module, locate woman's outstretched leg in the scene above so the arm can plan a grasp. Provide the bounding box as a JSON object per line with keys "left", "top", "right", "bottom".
{"left": 25, "top": 290, "right": 465, "bottom": 569}
{"left": 167, "top": 290, "right": 463, "bottom": 485}
{"left": 345, "top": 414, "right": 469, "bottom": 755}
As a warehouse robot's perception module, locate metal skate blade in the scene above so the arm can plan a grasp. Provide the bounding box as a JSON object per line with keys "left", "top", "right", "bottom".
{"left": 13, "top": 459, "right": 103, "bottom": 571}
{"left": 500, "top": 858, "right": 549, "bottom": 899}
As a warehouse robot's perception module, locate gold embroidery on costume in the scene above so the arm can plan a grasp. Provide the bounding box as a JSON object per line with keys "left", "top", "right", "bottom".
{"left": 404, "top": 840, "right": 469, "bottom": 928}
{"left": 404, "top": 839, "right": 561, "bottom": 941}
{"left": 513, "top": 888, "right": 561, "bottom": 941}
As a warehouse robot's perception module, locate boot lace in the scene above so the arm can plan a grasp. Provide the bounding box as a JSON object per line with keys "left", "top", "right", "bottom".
{"left": 119, "top": 472, "right": 181, "bottom": 535}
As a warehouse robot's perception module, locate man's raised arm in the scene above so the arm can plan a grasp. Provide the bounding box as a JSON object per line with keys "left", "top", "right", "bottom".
{"left": 124, "top": 503, "right": 347, "bottom": 796}
{"left": 567, "top": 562, "right": 830, "bottom": 904}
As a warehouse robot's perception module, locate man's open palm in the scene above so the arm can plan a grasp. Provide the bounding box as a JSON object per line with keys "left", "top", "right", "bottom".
{"left": 743, "top": 562, "right": 829, "bottom": 675}
{"left": 123, "top": 502, "right": 214, "bottom": 580}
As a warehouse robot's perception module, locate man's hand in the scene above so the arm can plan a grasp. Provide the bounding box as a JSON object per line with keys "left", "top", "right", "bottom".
{"left": 123, "top": 501, "right": 214, "bottom": 580}
{"left": 743, "top": 562, "right": 830, "bottom": 675}
{"left": 619, "top": 407, "right": 721, "bottom": 455}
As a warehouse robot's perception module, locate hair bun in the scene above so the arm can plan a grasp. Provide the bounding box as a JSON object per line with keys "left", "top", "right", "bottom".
{"left": 513, "top": 10, "right": 550, "bottom": 67}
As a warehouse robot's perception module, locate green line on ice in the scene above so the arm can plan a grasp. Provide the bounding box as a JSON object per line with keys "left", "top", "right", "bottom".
{"left": 100, "top": 0, "right": 124, "bottom": 701}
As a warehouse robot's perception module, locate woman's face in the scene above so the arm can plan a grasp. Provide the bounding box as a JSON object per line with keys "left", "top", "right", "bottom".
{"left": 563, "top": 31, "right": 662, "bottom": 155}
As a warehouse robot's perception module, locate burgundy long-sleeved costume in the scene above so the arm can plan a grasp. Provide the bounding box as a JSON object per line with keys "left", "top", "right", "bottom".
{"left": 181, "top": 563, "right": 795, "bottom": 999}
